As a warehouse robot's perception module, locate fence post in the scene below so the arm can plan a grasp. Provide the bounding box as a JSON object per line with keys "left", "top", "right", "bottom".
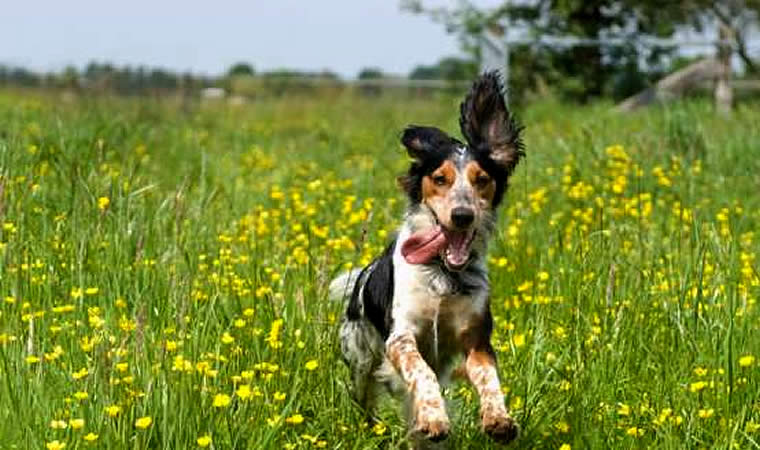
{"left": 715, "top": 23, "right": 733, "bottom": 114}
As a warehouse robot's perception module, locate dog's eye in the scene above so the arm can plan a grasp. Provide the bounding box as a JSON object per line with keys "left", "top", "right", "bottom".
{"left": 432, "top": 175, "right": 447, "bottom": 186}
{"left": 475, "top": 174, "right": 491, "bottom": 188}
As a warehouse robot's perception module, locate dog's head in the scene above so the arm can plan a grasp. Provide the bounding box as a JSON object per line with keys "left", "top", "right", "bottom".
{"left": 399, "top": 71, "right": 524, "bottom": 271}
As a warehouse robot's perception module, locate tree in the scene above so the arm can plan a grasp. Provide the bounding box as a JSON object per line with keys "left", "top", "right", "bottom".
{"left": 227, "top": 63, "right": 255, "bottom": 77}
{"left": 409, "top": 56, "right": 478, "bottom": 81}
{"left": 357, "top": 67, "right": 385, "bottom": 79}
{"left": 402, "top": 0, "right": 760, "bottom": 101}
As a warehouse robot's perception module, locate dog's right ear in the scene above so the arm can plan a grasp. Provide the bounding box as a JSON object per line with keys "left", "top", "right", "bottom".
{"left": 401, "top": 126, "right": 450, "bottom": 161}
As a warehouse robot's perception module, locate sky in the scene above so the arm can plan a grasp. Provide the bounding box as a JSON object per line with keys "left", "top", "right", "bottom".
{"left": 0, "top": 0, "right": 504, "bottom": 79}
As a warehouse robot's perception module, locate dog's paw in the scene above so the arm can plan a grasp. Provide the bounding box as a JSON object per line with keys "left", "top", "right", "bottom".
{"left": 414, "top": 409, "right": 450, "bottom": 442}
{"left": 482, "top": 413, "right": 519, "bottom": 444}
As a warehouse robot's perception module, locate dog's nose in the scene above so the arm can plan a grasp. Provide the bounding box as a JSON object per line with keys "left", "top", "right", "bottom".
{"left": 451, "top": 207, "right": 474, "bottom": 228}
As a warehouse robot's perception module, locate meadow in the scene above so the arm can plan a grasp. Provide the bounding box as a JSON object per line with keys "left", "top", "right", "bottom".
{"left": 0, "top": 89, "right": 759, "bottom": 449}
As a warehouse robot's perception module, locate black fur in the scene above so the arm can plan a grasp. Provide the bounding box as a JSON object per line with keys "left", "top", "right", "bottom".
{"left": 459, "top": 71, "right": 525, "bottom": 207}
{"left": 398, "top": 126, "right": 463, "bottom": 204}
{"left": 346, "top": 239, "right": 396, "bottom": 339}
{"left": 398, "top": 71, "right": 524, "bottom": 208}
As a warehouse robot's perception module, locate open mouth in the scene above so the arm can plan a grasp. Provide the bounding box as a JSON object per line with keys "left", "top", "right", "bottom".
{"left": 400, "top": 225, "right": 476, "bottom": 271}
{"left": 441, "top": 227, "right": 476, "bottom": 270}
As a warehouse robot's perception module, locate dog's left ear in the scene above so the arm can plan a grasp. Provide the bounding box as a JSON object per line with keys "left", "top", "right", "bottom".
{"left": 459, "top": 71, "right": 524, "bottom": 172}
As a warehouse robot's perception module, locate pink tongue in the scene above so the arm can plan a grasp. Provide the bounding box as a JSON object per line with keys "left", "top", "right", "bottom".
{"left": 401, "top": 226, "right": 448, "bottom": 264}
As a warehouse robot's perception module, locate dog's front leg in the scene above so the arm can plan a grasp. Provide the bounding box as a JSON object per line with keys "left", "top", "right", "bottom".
{"left": 386, "top": 331, "right": 450, "bottom": 441}
{"left": 465, "top": 346, "right": 519, "bottom": 443}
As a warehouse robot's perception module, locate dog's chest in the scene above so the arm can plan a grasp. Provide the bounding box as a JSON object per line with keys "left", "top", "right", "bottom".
{"left": 397, "top": 265, "right": 489, "bottom": 365}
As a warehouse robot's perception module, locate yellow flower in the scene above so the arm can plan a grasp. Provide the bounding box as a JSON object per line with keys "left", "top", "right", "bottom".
{"left": 73, "top": 391, "right": 89, "bottom": 401}
{"left": 221, "top": 332, "right": 235, "bottom": 344}
{"left": 372, "top": 422, "right": 387, "bottom": 435}
{"left": 213, "top": 393, "right": 231, "bottom": 408}
{"left": 689, "top": 381, "right": 708, "bottom": 393}
{"left": 236, "top": 384, "right": 252, "bottom": 400}
{"left": 50, "top": 419, "right": 68, "bottom": 429}
{"left": 626, "top": 426, "right": 643, "bottom": 437}
{"left": 617, "top": 403, "right": 631, "bottom": 416}
{"left": 105, "top": 405, "right": 122, "bottom": 417}
{"left": 274, "top": 391, "right": 286, "bottom": 402}
{"left": 559, "top": 445, "right": 571, "bottom": 450}
{"left": 83, "top": 433, "right": 98, "bottom": 442}
{"left": 26, "top": 355, "right": 40, "bottom": 364}
{"left": 97, "top": 196, "right": 110, "bottom": 211}
{"left": 304, "top": 359, "right": 319, "bottom": 371}
{"left": 69, "top": 418, "right": 85, "bottom": 430}
{"left": 285, "top": 414, "right": 304, "bottom": 425}
{"left": 512, "top": 333, "right": 526, "bottom": 348}
{"left": 72, "top": 367, "right": 89, "bottom": 380}
{"left": 698, "top": 408, "right": 714, "bottom": 419}
{"left": 739, "top": 355, "right": 755, "bottom": 368}
{"left": 46, "top": 441, "right": 66, "bottom": 450}
{"left": 135, "top": 416, "right": 153, "bottom": 429}
{"left": 197, "top": 435, "right": 212, "bottom": 447}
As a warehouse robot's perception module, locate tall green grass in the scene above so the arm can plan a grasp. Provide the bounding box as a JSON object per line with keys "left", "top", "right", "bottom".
{"left": 0, "top": 90, "right": 758, "bottom": 449}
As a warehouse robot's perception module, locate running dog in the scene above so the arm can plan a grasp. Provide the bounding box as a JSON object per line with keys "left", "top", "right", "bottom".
{"left": 331, "top": 71, "right": 524, "bottom": 445}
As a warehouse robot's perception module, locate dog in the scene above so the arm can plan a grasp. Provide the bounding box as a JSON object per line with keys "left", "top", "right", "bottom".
{"left": 330, "top": 71, "right": 524, "bottom": 446}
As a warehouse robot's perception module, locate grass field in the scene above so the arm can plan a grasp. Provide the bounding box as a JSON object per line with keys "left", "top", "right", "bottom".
{"left": 0, "top": 90, "right": 759, "bottom": 449}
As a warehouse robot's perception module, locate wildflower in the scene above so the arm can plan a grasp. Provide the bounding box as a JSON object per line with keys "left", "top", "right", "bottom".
{"left": 50, "top": 419, "right": 68, "bottom": 429}
{"left": 555, "top": 421, "right": 570, "bottom": 433}
{"left": 83, "top": 433, "right": 98, "bottom": 442}
{"left": 73, "top": 391, "right": 89, "bottom": 401}
{"left": 559, "top": 445, "right": 571, "bottom": 450}
{"left": 617, "top": 403, "right": 631, "bottom": 416}
{"left": 739, "top": 355, "right": 755, "bottom": 368}
{"left": 305, "top": 359, "right": 319, "bottom": 371}
{"left": 197, "top": 435, "right": 212, "bottom": 447}
{"left": 165, "top": 340, "right": 178, "bottom": 352}
{"left": 26, "top": 355, "right": 40, "bottom": 364}
{"left": 69, "top": 418, "right": 84, "bottom": 430}
{"left": 98, "top": 196, "right": 110, "bottom": 211}
{"left": 46, "top": 441, "right": 66, "bottom": 450}
{"left": 689, "top": 381, "right": 708, "bottom": 393}
{"left": 698, "top": 408, "right": 714, "bottom": 419}
{"left": 285, "top": 414, "right": 304, "bottom": 425}
{"left": 372, "top": 422, "right": 387, "bottom": 435}
{"left": 626, "top": 426, "right": 644, "bottom": 437}
{"left": 221, "top": 332, "right": 235, "bottom": 344}
{"left": 135, "top": 416, "right": 152, "bottom": 429}
{"left": 213, "top": 393, "right": 231, "bottom": 408}
{"left": 105, "top": 405, "right": 122, "bottom": 417}
{"left": 274, "top": 391, "right": 286, "bottom": 402}
{"left": 512, "top": 333, "right": 526, "bottom": 348}
{"left": 693, "top": 367, "right": 708, "bottom": 377}
{"left": 236, "top": 384, "right": 252, "bottom": 400}
{"left": 72, "top": 367, "right": 89, "bottom": 380}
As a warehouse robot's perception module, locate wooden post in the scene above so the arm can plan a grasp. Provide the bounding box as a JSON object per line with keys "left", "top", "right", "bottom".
{"left": 715, "top": 23, "right": 733, "bottom": 114}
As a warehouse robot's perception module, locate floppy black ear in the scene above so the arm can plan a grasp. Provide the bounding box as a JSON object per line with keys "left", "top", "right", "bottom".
{"left": 401, "top": 126, "right": 452, "bottom": 160}
{"left": 459, "top": 71, "right": 524, "bottom": 172}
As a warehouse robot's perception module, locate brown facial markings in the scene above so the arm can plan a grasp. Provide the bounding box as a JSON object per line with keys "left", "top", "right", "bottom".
{"left": 421, "top": 160, "right": 455, "bottom": 201}
{"left": 422, "top": 160, "right": 458, "bottom": 228}
{"left": 466, "top": 161, "right": 495, "bottom": 206}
